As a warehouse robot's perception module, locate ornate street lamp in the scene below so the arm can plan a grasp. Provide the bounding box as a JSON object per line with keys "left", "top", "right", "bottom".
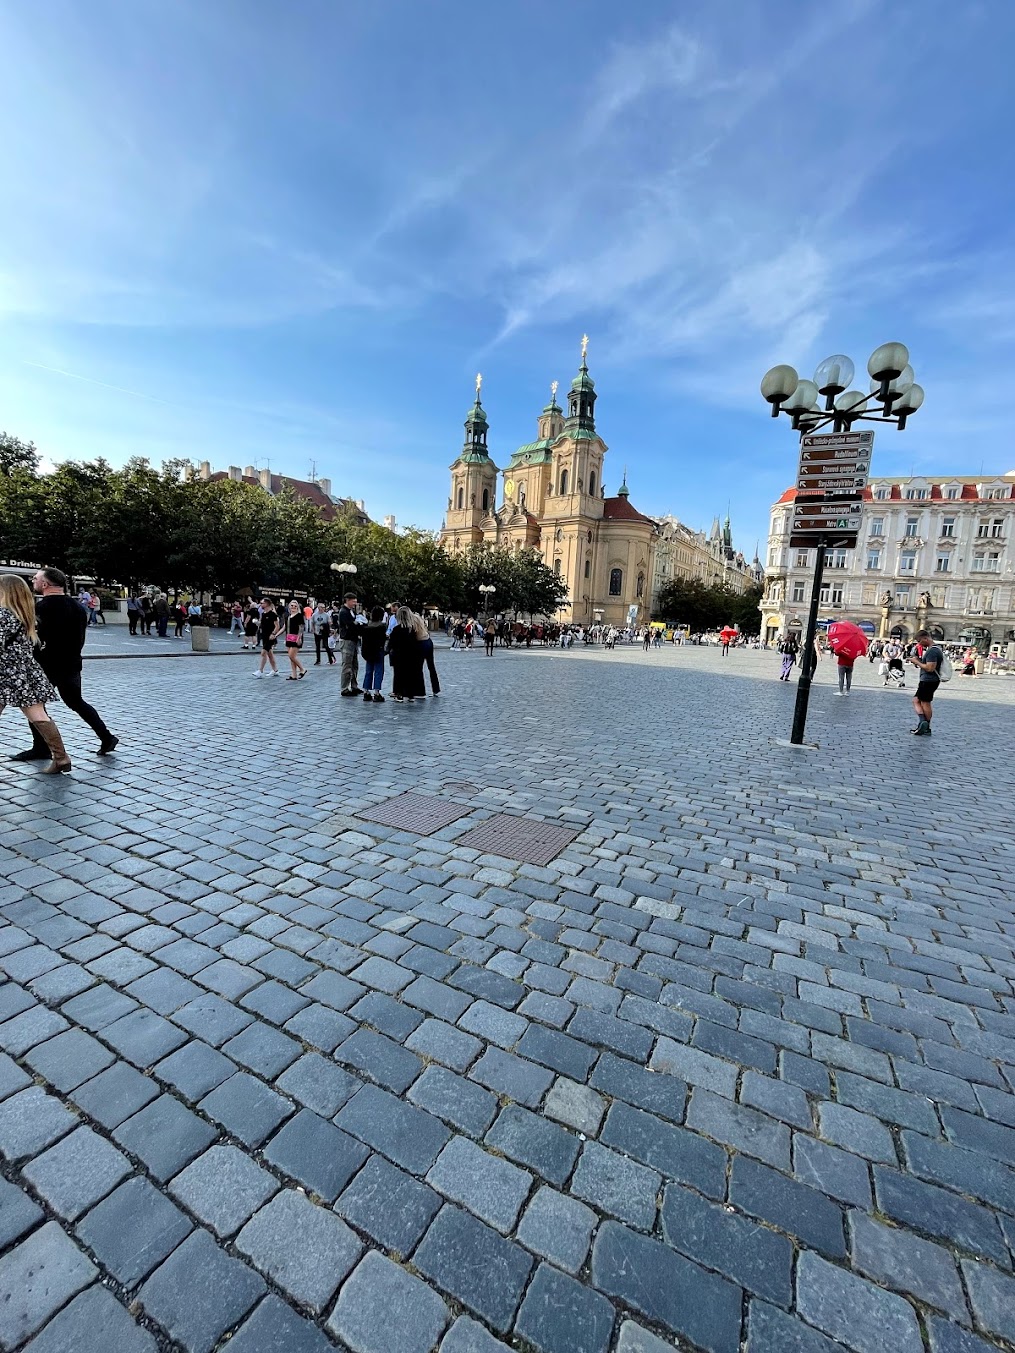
{"left": 331, "top": 562, "right": 358, "bottom": 577}
{"left": 760, "top": 344, "right": 923, "bottom": 745}
{"left": 478, "top": 583, "right": 496, "bottom": 611}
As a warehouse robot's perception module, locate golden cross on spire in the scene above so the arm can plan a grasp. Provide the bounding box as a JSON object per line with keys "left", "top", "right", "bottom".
{"left": 550, "top": 379, "right": 558, "bottom": 400}
{"left": 580, "top": 333, "right": 589, "bottom": 361}
{"left": 475, "top": 372, "right": 482, "bottom": 397}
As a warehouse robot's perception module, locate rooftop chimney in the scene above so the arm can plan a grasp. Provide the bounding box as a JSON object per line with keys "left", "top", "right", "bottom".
{"left": 318, "top": 478, "right": 331, "bottom": 497}
{"left": 228, "top": 465, "right": 242, "bottom": 481}
{"left": 199, "top": 460, "right": 211, "bottom": 479}
{"left": 259, "top": 468, "right": 272, "bottom": 490}
{"left": 244, "top": 465, "right": 255, "bottom": 478}
{"left": 383, "top": 515, "right": 397, "bottom": 532}
{"left": 356, "top": 500, "right": 365, "bottom": 512}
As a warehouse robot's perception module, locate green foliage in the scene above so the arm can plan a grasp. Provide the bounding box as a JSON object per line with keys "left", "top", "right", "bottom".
{"left": 653, "top": 578, "right": 763, "bottom": 635}
{"left": 0, "top": 449, "right": 567, "bottom": 615}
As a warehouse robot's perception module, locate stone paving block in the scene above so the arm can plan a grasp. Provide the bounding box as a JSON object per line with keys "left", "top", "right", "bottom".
{"left": 686, "top": 1087, "right": 791, "bottom": 1170}
{"left": 449, "top": 964, "right": 524, "bottom": 1009}
{"left": 516, "top": 1185, "right": 597, "bottom": 1273}
{"left": 591, "top": 1050, "right": 687, "bottom": 1123}
{"left": 0, "top": 1221, "right": 96, "bottom": 1349}
{"left": 327, "top": 1249, "right": 450, "bottom": 1353}
{"left": 225, "top": 1295, "right": 332, "bottom": 1353}
{"left": 70, "top": 1060, "right": 159, "bottom": 1128}
{"left": 173, "top": 993, "right": 252, "bottom": 1046}
{"left": 731, "top": 1156, "right": 846, "bottom": 1258}
{"left": 0, "top": 1052, "right": 30, "bottom": 1103}
{"left": 0, "top": 1005, "right": 68, "bottom": 1056}
{"left": 740, "top": 1069, "right": 811, "bottom": 1129}
{"left": 125, "top": 968, "right": 201, "bottom": 1015}
{"left": 76, "top": 1176, "right": 192, "bottom": 1286}
{"left": 276, "top": 1051, "right": 361, "bottom": 1117}
{"left": 661, "top": 1180, "right": 793, "bottom": 1307}
{"left": 169, "top": 1143, "right": 279, "bottom": 1237}
{"left": 137, "top": 1227, "right": 265, "bottom": 1353}
{"left": 439, "top": 1316, "right": 513, "bottom": 1351}
{"left": 337, "top": 1026, "right": 423, "bottom": 1092}
{"left": 198, "top": 1070, "right": 294, "bottom": 1146}
{"left": 514, "top": 1260, "right": 615, "bottom": 1353}
{"left": 336, "top": 1152, "right": 441, "bottom": 1254}
{"left": 337, "top": 1082, "right": 451, "bottom": 1173}
{"left": 403, "top": 974, "right": 473, "bottom": 1022}
{"left": 570, "top": 1140, "right": 660, "bottom": 1229}
{"left": 154, "top": 1040, "right": 235, "bottom": 1101}
{"left": 516, "top": 1023, "right": 597, "bottom": 1080}
{"left": 0, "top": 1086, "right": 76, "bottom": 1163}
{"left": 409, "top": 1065, "right": 498, "bottom": 1136}
{"left": 486, "top": 1104, "right": 580, "bottom": 1187}
{"left": 113, "top": 1093, "right": 217, "bottom": 1181}
{"left": 850, "top": 1211, "right": 966, "bottom": 1320}
{"left": 746, "top": 1300, "right": 851, "bottom": 1352}
{"left": 793, "top": 1135, "right": 873, "bottom": 1209}
{"left": 902, "top": 1129, "right": 1015, "bottom": 1214}
{"left": 263, "top": 1108, "right": 368, "bottom": 1202}
{"left": 23, "top": 1028, "right": 114, "bottom": 1092}
{"left": 650, "top": 1037, "right": 737, "bottom": 1097}
{"left": 284, "top": 1001, "right": 355, "bottom": 1051}
{"left": 835, "top": 1070, "right": 939, "bottom": 1135}
{"left": 221, "top": 1022, "right": 302, "bottom": 1078}
{"left": 406, "top": 1017, "right": 482, "bottom": 1072}
{"left": 459, "top": 999, "right": 526, "bottom": 1048}
{"left": 236, "top": 1189, "right": 361, "bottom": 1312}
{"left": 567, "top": 1006, "right": 653, "bottom": 1060}
{"left": 414, "top": 1204, "right": 533, "bottom": 1334}
{"left": 873, "top": 1166, "right": 1009, "bottom": 1266}
{"left": 427, "top": 1134, "right": 532, "bottom": 1232}
{"left": 22, "top": 1126, "right": 131, "bottom": 1221}
{"left": 470, "top": 1046, "right": 553, "bottom": 1107}
{"left": 961, "top": 1259, "right": 1015, "bottom": 1343}
{"left": 544, "top": 1078, "right": 606, "bottom": 1136}
{"left": 0, "top": 1176, "right": 43, "bottom": 1248}
{"left": 101, "top": 1008, "right": 188, "bottom": 1067}
{"left": 21, "top": 1285, "right": 159, "bottom": 1353}
{"left": 796, "top": 1249, "right": 923, "bottom": 1353}
{"left": 592, "top": 1220, "right": 742, "bottom": 1353}
{"left": 350, "top": 990, "right": 423, "bottom": 1041}
{"left": 601, "top": 1100, "right": 727, "bottom": 1198}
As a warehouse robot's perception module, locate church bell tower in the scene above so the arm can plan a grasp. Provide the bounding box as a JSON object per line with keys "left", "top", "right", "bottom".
{"left": 441, "top": 375, "right": 499, "bottom": 550}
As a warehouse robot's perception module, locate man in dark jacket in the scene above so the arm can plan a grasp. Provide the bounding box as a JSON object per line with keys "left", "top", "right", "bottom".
{"left": 337, "top": 591, "right": 363, "bottom": 696}
{"left": 9, "top": 568, "right": 118, "bottom": 761}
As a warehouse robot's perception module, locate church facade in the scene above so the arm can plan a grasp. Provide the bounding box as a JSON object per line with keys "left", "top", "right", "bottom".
{"left": 440, "top": 345, "right": 658, "bottom": 627}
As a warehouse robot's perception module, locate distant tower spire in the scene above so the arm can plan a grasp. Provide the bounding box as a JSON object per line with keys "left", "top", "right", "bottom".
{"left": 618, "top": 466, "right": 629, "bottom": 499}
{"left": 580, "top": 333, "right": 589, "bottom": 363}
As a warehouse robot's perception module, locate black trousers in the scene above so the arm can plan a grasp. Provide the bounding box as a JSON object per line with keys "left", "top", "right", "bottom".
{"left": 421, "top": 638, "right": 441, "bottom": 693}
{"left": 314, "top": 633, "right": 334, "bottom": 663}
{"left": 32, "top": 673, "right": 112, "bottom": 750}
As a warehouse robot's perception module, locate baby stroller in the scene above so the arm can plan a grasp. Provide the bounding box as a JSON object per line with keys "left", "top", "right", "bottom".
{"left": 879, "top": 658, "right": 906, "bottom": 688}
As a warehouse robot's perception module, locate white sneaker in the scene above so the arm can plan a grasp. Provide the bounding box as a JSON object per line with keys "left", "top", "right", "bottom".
{"left": 252, "top": 670, "right": 263, "bottom": 678}
{"left": 267, "top": 670, "right": 280, "bottom": 677}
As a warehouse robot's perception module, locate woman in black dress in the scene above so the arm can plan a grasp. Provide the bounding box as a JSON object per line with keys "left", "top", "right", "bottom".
{"left": 386, "top": 606, "right": 426, "bottom": 702}
{"left": 253, "top": 600, "right": 281, "bottom": 678}
{"left": 0, "top": 574, "right": 72, "bottom": 772}
{"left": 283, "top": 601, "right": 307, "bottom": 680}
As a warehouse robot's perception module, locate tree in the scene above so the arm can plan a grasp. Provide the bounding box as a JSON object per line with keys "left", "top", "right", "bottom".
{"left": 0, "top": 433, "right": 38, "bottom": 476}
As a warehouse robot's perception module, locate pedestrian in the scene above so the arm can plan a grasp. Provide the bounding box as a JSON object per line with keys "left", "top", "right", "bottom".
{"left": 778, "top": 635, "right": 798, "bottom": 681}
{"left": 836, "top": 650, "right": 855, "bottom": 695}
{"left": 252, "top": 598, "right": 281, "bottom": 677}
{"left": 242, "top": 603, "right": 259, "bottom": 650}
{"left": 139, "top": 595, "right": 153, "bottom": 635}
{"left": 336, "top": 592, "right": 363, "bottom": 696}
{"left": 310, "top": 601, "right": 334, "bottom": 665}
{"left": 89, "top": 592, "right": 105, "bottom": 625}
{"left": 11, "top": 567, "right": 117, "bottom": 762}
{"left": 961, "top": 645, "right": 978, "bottom": 677}
{"left": 360, "top": 606, "right": 388, "bottom": 701}
{"left": 174, "top": 600, "right": 187, "bottom": 638}
{"left": 0, "top": 575, "right": 72, "bottom": 773}
{"left": 187, "top": 599, "right": 202, "bottom": 631}
{"left": 283, "top": 601, "right": 307, "bottom": 680}
{"left": 420, "top": 615, "right": 441, "bottom": 694}
{"left": 883, "top": 637, "right": 906, "bottom": 687}
{"left": 229, "top": 600, "right": 244, "bottom": 637}
{"left": 908, "top": 628, "right": 943, "bottom": 736}
{"left": 154, "top": 593, "right": 170, "bottom": 638}
{"left": 387, "top": 606, "right": 425, "bottom": 702}
{"left": 126, "top": 593, "right": 141, "bottom": 635}
{"left": 484, "top": 621, "right": 496, "bottom": 656}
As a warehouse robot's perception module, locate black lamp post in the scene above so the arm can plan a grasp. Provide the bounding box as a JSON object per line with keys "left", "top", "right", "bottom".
{"left": 761, "top": 344, "right": 924, "bottom": 746}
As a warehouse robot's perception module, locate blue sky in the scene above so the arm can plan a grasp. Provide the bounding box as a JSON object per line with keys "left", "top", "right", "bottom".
{"left": 1, "top": 0, "right": 1013, "bottom": 554}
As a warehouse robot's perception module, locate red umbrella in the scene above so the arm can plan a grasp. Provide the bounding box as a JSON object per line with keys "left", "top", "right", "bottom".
{"left": 720, "top": 627, "right": 738, "bottom": 642}
{"left": 828, "top": 620, "right": 868, "bottom": 662}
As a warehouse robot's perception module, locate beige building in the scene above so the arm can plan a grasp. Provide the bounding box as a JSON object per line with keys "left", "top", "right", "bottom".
{"left": 760, "top": 471, "right": 1015, "bottom": 648}
{"left": 652, "top": 514, "right": 763, "bottom": 600}
{"left": 440, "top": 348, "right": 658, "bottom": 626}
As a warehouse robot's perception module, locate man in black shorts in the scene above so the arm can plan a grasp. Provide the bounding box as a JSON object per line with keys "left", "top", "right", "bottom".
{"left": 909, "top": 628, "right": 942, "bottom": 736}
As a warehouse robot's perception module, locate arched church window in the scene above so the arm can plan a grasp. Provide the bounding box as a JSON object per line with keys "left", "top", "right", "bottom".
{"left": 584, "top": 559, "right": 591, "bottom": 579}
{"left": 456, "top": 487, "right": 464, "bottom": 511}
{"left": 482, "top": 488, "right": 489, "bottom": 512}
{"left": 609, "top": 568, "right": 623, "bottom": 596}
{"left": 636, "top": 572, "right": 645, "bottom": 598}
{"left": 560, "top": 469, "right": 569, "bottom": 495}
{"left": 554, "top": 557, "right": 562, "bottom": 575}
{"left": 588, "top": 471, "right": 596, "bottom": 496}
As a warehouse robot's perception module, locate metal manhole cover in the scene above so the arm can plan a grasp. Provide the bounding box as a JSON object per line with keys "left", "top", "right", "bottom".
{"left": 441, "top": 781, "right": 480, "bottom": 796}
{"left": 357, "top": 792, "right": 472, "bottom": 835}
{"left": 454, "top": 813, "right": 579, "bottom": 867}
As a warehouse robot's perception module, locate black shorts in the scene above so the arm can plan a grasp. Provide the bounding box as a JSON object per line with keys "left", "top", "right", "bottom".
{"left": 916, "top": 680, "right": 938, "bottom": 702}
{"left": 261, "top": 639, "right": 276, "bottom": 651}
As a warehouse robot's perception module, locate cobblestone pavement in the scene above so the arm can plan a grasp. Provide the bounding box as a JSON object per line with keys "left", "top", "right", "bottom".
{"left": 0, "top": 644, "right": 1013, "bottom": 1352}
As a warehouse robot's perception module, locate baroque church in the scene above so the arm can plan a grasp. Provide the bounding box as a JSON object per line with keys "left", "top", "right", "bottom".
{"left": 440, "top": 341, "right": 658, "bottom": 626}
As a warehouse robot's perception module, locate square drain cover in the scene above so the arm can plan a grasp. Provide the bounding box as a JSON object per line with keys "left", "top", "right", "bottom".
{"left": 454, "top": 813, "right": 579, "bottom": 867}
{"left": 357, "top": 792, "right": 472, "bottom": 835}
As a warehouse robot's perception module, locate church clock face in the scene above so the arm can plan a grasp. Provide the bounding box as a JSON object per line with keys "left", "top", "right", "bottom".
{"left": 505, "top": 478, "right": 515, "bottom": 498}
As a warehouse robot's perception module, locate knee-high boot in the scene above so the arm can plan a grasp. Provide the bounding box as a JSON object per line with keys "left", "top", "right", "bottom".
{"left": 31, "top": 719, "right": 72, "bottom": 773}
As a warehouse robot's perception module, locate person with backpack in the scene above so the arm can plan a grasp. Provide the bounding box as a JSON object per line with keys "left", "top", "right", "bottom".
{"left": 908, "top": 628, "right": 950, "bottom": 736}
{"left": 778, "top": 634, "right": 798, "bottom": 681}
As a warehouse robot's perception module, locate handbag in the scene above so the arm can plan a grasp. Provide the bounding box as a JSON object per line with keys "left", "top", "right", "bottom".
{"left": 285, "top": 632, "right": 300, "bottom": 646}
{"left": 327, "top": 635, "right": 338, "bottom": 651}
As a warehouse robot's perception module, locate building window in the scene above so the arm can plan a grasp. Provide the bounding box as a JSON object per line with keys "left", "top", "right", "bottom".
{"left": 584, "top": 559, "right": 591, "bottom": 579}
{"left": 560, "top": 469, "right": 569, "bottom": 495}
{"left": 819, "top": 585, "right": 830, "bottom": 604}
{"left": 482, "top": 488, "right": 489, "bottom": 512}
{"left": 935, "top": 554, "right": 950, "bottom": 573}
{"left": 869, "top": 518, "right": 884, "bottom": 537}
{"left": 824, "top": 549, "right": 848, "bottom": 569}
{"left": 636, "top": 572, "right": 645, "bottom": 598}
{"left": 900, "top": 551, "right": 917, "bottom": 573}
{"left": 588, "top": 471, "right": 596, "bottom": 496}
{"left": 905, "top": 516, "right": 919, "bottom": 538}
{"left": 553, "top": 557, "right": 562, "bottom": 575}
{"left": 940, "top": 517, "right": 955, "bottom": 538}
{"left": 896, "top": 585, "right": 911, "bottom": 605}
{"left": 795, "top": 550, "right": 809, "bottom": 567}
{"left": 987, "top": 487, "right": 1007, "bottom": 500}
{"left": 874, "top": 488, "right": 890, "bottom": 500}
{"left": 945, "top": 487, "right": 959, "bottom": 499}
{"left": 977, "top": 520, "right": 989, "bottom": 538}
{"left": 862, "top": 584, "right": 877, "bottom": 605}
{"left": 972, "top": 552, "right": 1001, "bottom": 572}
{"left": 456, "top": 487, "right": 463, "bottom": 510}
{"left": 905, "top": 488, "right": 928, "bottom": 500}
{"left": 831, "top": 586, "right": 843, "bottom": 605}
{"left": 792, "top": 582, "right": 806, "bottom": 603}
{"left": 609, "top": 568, "right": 623, "bottom": 596}
{"left": 867, "top": 550, "right": 882, "bottom": 570}
{"left": 991, "top": 518, "right": 1004, "bottom": 538}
